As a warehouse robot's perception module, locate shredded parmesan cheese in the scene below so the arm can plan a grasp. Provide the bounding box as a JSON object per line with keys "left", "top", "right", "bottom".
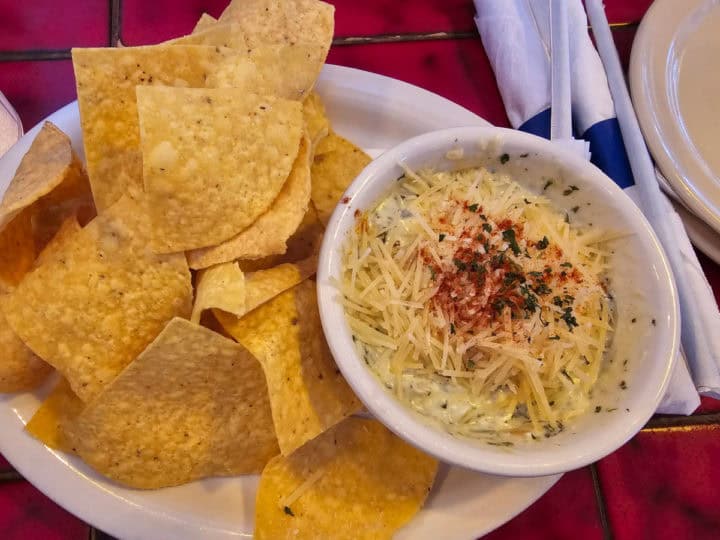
{"left": 340, "top": 165, "right": 614, "bottom": 443}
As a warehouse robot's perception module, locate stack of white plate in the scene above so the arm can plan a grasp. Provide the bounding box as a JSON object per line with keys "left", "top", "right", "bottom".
{"left": 631, "top": 0, "right": 720, "bottom": 264}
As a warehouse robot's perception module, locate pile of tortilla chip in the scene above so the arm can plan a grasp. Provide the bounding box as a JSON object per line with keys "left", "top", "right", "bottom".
{"left": 0, "top": 1, "right": 436, "bottom": 538}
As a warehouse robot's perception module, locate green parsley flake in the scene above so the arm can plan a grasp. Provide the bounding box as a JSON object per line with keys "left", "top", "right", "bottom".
{"left": 501, "top": 228, "right": 521, "bottom": 256}
{"left": 560, "top": 307, "right": 579, "bottom": 330}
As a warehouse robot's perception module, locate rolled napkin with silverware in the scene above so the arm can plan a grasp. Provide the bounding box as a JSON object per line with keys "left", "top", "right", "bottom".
{"left": 474, "top": 0, "right": 719, "bottom": 413}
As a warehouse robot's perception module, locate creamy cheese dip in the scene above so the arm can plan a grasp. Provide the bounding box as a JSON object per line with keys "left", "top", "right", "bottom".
{"left": 340, "top": 165, "right": 614, "bottom": 444}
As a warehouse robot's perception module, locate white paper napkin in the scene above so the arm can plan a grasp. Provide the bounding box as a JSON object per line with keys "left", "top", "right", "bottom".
{"left": 475, "top": 0, "right": 706, "bottom": 413}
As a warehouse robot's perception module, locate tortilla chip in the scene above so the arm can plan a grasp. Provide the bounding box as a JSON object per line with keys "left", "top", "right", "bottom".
{"left": 171, "top": 21, "right": 325, "bottom": 102}
{"left": 192, "top": 13, "right": 217, "bottom": 33}
{"left": 191, "top": 262, "right": 245, "bottom": 324}
{"left": 255, "top": 418, "right": 438, "bottom": 540}
{"left": 72, "top": 45, "right": 256, "bottom": 210}
{"left": 186, "top": 135, "right": 311, "bottom": 269}
{"left": 211, "top": 257, "right": 315, "bottom": 325}
{"left": 25, "top": 377, "right": 84, "bottom": 452}
{"left": 0, "top": 122, "right": 78, "bottom": 230}
{"left": 30, "top": 160, "right": 95, "bottom": 252}
{"left": 237, "top": 205, "right": 324, "bottom": 273}
{"left": 136, "top": 86, "right": 303, "bottom": 252}
{"left": 0, "top": 210, "right": 34, "bottom": 291}
{"left": 219, "top": 0, "right": 334, "bottom": 55}
{"left": 311, "top": 133, "right": 372, "bottom": 225}
{"left": 3, "top": 196, "right": 192, "bottom": 402}
{"left": 302, "top": 92, "right": 329, "bottom": 153}
{"left": 0, "top": 298, "right": 52, "bottom": 392}
{"left": 66, "top": 317, "right": 279, "bottom": 489}
{"left": 216, "top": 280, "right": 360, "bottom": 455}
{"left": 243, "top": 258, "right": 316, "bottom": 316}
{"left": 208, "top": 44, "right": 326, "bottom": 101}
{"left": 31, "top": 215, "right": 81, "bottom": 270}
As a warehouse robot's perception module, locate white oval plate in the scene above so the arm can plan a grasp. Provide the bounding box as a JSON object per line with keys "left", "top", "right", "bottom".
{"left": 654, "top": 169, "right": 720, "bottom": 265}
{"left": 630, "top": 0, "right": 720, "bottom": 235}
{"left": 0, "top": 64, "right": 559, "bottom": 540}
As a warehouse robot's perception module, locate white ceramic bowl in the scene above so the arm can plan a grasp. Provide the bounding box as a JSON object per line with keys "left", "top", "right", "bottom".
{"left": 317, "top": 126, "right": 679, "bottom": 477}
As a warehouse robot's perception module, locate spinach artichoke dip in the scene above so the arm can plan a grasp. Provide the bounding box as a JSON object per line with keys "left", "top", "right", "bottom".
{"left": 339, "top": 164, "right": 614, "bottom": 443}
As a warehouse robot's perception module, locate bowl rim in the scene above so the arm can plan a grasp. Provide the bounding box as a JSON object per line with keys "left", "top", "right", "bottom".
{"left": 316, "top": 126, "right": 679, "bottom": 477}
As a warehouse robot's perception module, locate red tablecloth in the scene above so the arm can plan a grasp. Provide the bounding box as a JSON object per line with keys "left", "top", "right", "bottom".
{"left": 0, "top": 1, "right": 718, "bottom": 538}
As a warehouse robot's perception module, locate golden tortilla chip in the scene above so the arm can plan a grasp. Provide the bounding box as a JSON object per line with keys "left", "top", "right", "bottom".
{"left": 25, "top": 377, "right": 84, "bottom": 452}
{"left": 208, "top": 44, "right": 326, "bottom": 101}
{"left": 311, "top": 133, "right": 371, "bottom": 225}
{"left": 72, "top": 45, "right": 255, "bottom": 210}
{"left": 302, "top": 92, "right": 329, "bottom": 153}
{"left": 192, "top": 13, "right": 217, "bottom": 33}
{"left": 243, "top": 258, "right": 316, "bottom": 316}
{"left": 237, "top": 205, "right": 324, "bottom": 273}
{"left": 30, "top": 161, "right": 95, "bottom": 252}
{"left": 136, "top": 86, "right": 303, "bottom": 252}
{"left": 219, "top": 0, "right": 334, "bottom": 54}
{"left": 3, "top": 196, "right": 192, "bottom": 402}
{"left": 255, "top": 418, "right": 438, "bottom": 540}
{"left": 0, "top": 210, "right": 34, "bottom": 291}
{"left": 191, "top": 262, "right": 245, "bottom": 324}
{"left": 171, "top": 22, "right": 326, "bottom": 102}
{"left": 216, "top": 280, "right": 360, "bottom": 455}
{"left": 0, "top": 297, "right": 52, "bottom": 392}
{"left": 212, "top": 257, "right": 316, "bottom": 324}
{"left": 186, "top": 135, "right": 311, "bottom": 269}
{"left": 0, "top": 122, "right": 94, "bottom": 290}
{"left": 0, "top": 122, "right": 78, "bottom": 230}
{"left": 66, "top": 318, "right": 279, "bottom": 489}
{"left": 31, "top": 215, "right": 81, "bottom": 270}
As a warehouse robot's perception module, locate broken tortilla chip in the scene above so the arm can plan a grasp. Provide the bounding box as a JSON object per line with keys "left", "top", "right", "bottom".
{"left": 65, "top": 317, "right": 279, "bottom": 489}
{"left": 192, "top": 12, "right": 217, "bottom": 33}
{"left": 0, "top": 297, "right": 52, "bottom": 392}
{"left": 72, "top": 45, "right": 256, "bottom": 210}
{"left": 186, "top": 135, "right": 311, "bottom": 269}
{"left": 311, "top": 132, "right": 372, "bottom": 225}
{"left": 236, "top": 205, "right": 324, "bottom": 273}
{"left": 191, "top": 261, "right": 246, "bottom": 324}
{"left": 3, "top": 196, "right": 192, "bottom": 402}
{"left": 254, "top": 417, "right": 438, "bottom": 540}
{"left": 25, "top": 377, "right": 84, "bottom": 452}
{"left": 0, "top": 210, "right": 34, "bottom": 291}
{"left": 31, "top": 215, "right": 81, "bottom": 270}
{"left": 212, "top": 257, "right": 316, "bottom": 324}
{"left": 216, "top": 280, "right": 360, "bottom": 455}
{"left": 302, "top": 92, "right": 329, "bottom": 153}
{"left": 243, "top": 258, "right": 316, "bottom": 316}
{"left": 136, "top": 85, "right": 303, "bottom": 252}
{"left": 29, "top": 160, "right": 95, "bottom": 252}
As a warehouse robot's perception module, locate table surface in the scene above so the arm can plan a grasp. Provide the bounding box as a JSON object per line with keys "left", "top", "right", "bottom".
{"left": 1, "top": 1, "right": 719, "bottom": 539}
